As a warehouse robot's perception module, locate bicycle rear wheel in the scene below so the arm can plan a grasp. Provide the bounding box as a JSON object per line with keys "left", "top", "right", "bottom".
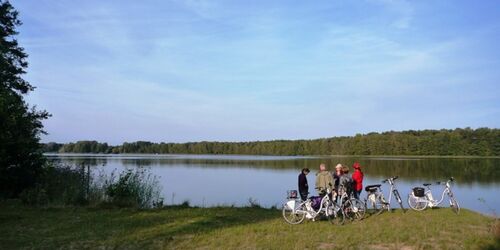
{"left": 408, "top": 194, "right": 427, "bottom": 211}
{"left": 327, "top": 202, "right": 345, "bottom": 225}
{"left": 282, "top": 202, "right": 306, "bottom": 224}
{"left": 343, "top": 199, "right": 365, "bottom": 221}
{"left": 349, "top": 198, "right": 366, "bottom": 220}
{"left": 365, "top": 193, "right": 385, "bottom": 215}
{"left": 449, "top": 195, "right": 460, "bottom": 215}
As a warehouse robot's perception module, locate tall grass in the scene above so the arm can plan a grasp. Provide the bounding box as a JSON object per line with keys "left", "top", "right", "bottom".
{"left": 102, "top": 168, "right": 163, "bottom": 208}
{"left": 20, "top": 163, "right": 163, "bottom": 209}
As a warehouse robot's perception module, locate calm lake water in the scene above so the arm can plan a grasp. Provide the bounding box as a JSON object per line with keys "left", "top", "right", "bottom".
{"left": 46, "top": 154, "right": 500, "bottom": 216}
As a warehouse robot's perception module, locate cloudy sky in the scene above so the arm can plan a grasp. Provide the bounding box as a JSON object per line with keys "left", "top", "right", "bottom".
{"left": 13, "top": 0, "right": 500, "bottom": 144}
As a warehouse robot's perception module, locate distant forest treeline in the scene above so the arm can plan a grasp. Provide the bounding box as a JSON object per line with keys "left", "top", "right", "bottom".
{"left": 43, "top": 128, "right": 500, "bottom": 156}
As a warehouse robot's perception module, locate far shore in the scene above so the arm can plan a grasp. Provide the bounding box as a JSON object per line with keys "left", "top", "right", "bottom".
{"left": 43, "top": 152, "right": 500, "bottom": 159}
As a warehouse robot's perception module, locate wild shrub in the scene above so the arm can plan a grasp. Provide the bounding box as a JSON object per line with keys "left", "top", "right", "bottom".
{"left": 19, "top": 163, "right": 163, "bottom": 209}
{"left": 20, "top": 164, "right": 87, "bottom": 206}
{"left": 104, "top": 168, "right": 162, "bottom": 208}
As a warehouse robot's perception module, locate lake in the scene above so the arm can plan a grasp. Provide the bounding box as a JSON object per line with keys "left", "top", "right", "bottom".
{"left": 46, "top": 154, "right": 500, "bottom": 216}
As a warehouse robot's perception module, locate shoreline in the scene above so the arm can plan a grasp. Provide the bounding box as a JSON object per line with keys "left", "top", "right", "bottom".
{"left": 43, "top": 152, "right": 500, "bottom": 159}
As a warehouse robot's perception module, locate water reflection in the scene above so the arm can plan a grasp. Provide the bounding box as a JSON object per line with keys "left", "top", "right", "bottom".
{"left": 47, "top": 154, "right": 500, "bottom": 184}
{"left": 45, "top": 154, "right": 500, "bottom": 215}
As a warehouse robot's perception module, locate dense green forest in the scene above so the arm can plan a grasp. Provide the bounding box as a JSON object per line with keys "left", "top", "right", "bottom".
{"left": 43, "top": 128, "right": 500, "bottom": 156}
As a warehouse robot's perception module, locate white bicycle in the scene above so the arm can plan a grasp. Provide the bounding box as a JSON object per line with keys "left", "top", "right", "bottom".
{"left": 365, "top": 176, "right": 405, "bottom": 214}
{"left": 282, "top": 188, "right": 344, "bottom": 225}
{"left": 338, "top": 185, "right": 366, "bottom": 221}
{"left": 408, "top": 177, "right": 460, "bottom": 214}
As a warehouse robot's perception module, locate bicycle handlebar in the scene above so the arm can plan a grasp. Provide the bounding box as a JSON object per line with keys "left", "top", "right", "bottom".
{"left": 436, "top": 177, "right": 455, "bottom": 185}
{"left": 382, "top": 176, "right": 398, "bottom": 182}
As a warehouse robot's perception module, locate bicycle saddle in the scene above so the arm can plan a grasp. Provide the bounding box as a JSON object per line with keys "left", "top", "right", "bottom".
{"left": 423, "top": 183, "right": 432, "bottom": 186}
{"left": 364, "top": 184, "right": 381, "bottom": 192}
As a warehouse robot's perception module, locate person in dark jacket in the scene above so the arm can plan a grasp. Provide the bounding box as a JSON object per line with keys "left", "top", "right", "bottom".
{"left": 339, "top": 165, "right": 354, "bottom": 197}
{"left": 332, "top": 163, "right": 343, "bottom": 202}
{"left": 298, "top": 168, "right": 310, "bottom": 200}
{"left": 332, "top": 163, "right": 343, "bottom": 192}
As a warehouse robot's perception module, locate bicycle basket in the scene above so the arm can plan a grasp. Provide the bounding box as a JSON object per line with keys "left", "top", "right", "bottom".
{"left": 287, "top": 190, "right": 298, "bottom": 199}
{"left": 413, "top": 187, "right": 425, "bottom": 197}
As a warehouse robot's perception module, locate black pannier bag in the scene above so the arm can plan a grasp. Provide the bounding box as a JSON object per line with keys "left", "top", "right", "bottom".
{"left": 413, "top": 187, "right": 425, "bottom": 197}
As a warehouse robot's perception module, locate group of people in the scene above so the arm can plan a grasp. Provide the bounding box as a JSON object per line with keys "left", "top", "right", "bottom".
{"left": 298, "top": 162, "right": 364, "bottom": 201}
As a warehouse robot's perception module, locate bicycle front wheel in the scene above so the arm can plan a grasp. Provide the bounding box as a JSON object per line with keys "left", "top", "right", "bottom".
{"left": 408, "top": 194, "right": 427, "bottom": 211}
{"left": 393, "top": 189, "right": 405, "bottom": 212}
{"left": 449, "top": 194, "right": 460, "bottom": 215}
{"left": 282, "top": 202, "right": 306, "bottom": 224}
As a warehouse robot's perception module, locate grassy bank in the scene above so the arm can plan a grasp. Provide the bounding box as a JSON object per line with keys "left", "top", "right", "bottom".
{"left": 0, "top": 201, "right": 498, "bottom": 249}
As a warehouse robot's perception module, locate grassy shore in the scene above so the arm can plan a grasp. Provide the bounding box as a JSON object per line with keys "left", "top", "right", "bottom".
{"left": 0, "top": 201, "right": 498, "bottom": 249}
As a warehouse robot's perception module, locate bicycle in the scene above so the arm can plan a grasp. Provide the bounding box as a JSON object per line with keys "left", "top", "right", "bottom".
{"left": 364, "top": 176, "right": 405, "bottom": 214}
{"left": 337, "top": 185, "right": 366, "bottom": 221}
{"left": 408, "top": 177, "right": 460, "bottom": 214}
{"left": 282, "top": 188, "right": 345, "bottom": 225}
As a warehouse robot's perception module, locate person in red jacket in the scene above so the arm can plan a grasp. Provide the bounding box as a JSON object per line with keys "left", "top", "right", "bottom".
{"left": 351, "top": 162, "right": 364, "bottom": 199}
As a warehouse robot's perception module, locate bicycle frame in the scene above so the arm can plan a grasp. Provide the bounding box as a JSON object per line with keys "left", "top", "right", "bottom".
{"left": 289, "top": 189, "right": 334, "bottom": 220}
{"left": 383, "top": 177, "right": 402, "bottom": 211}
{"left": 424, "top": 181, "right": 452, "bottom": 207}
{"left": 408, "top": 177, "right": 459, "bottom": 214}
{"left": 336, "top": 186, "right": 352, "bottom": 205}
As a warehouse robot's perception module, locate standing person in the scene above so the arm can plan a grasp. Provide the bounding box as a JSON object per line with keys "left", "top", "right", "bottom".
{"left": 352, "top": 162, "right": 364, "bottom": 199}
{"left": 332, "top": 163, "right": 343, "bottom": 192}
{"left": 298, "top": 168, "right": 310, "bottom": 200}
{"left": 339, "top": 165, "right": 354, "bottom": 197}
{"left": 315, "top": 163, "right": 334, "bottom": 196}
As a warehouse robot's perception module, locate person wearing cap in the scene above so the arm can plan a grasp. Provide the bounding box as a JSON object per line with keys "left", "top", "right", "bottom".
{"left": 315, "top": 163, "right": 334, "bottom": 196}
{"left": 298, "top": 168, "right": 310, "bottom": 201}
{"left": 333, "top": 164, "right": 346, "bottom": 202}
{"left": 352, "top": 162, "right": 364, "bottom": 199}
{"left": 332, "top": 163, "right": 343, "bottom": 193}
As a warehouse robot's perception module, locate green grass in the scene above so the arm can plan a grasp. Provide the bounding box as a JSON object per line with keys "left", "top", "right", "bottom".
{"left": 0, "top": 200, "right": 498, "bottom": 249}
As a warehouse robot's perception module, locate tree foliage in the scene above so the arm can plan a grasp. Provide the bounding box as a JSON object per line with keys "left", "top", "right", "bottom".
{"left": 46, "top": 128, "right": 500, "bottom": 156}
{"left": 0, "top": 1, "right": 49, "bottom": 198}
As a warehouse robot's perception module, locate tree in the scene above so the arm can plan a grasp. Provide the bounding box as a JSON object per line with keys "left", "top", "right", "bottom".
{"left": 0, "top": 1, "right": 49, "bottom": 198}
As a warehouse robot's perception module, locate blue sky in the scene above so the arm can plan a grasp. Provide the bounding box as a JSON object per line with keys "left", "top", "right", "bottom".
{"left": 13, "top": 0, "right": 500, "bottom": 144}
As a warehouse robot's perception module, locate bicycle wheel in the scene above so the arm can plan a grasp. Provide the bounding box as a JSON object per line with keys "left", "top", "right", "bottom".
{"left": 327, "top": 202, "right": 345, "bottom": 225}
{"left": 349, "top": 198, "right": 366, "bottom": 220}
{"left": 282, "top": 202, "right": 306, "bottom": 224}
{"left": 393, "top": 189, "right": 405, "bottom": 212}
{"left": 449, "top": 194, "right": 460, "bottom": 215}
{"left": 343, "top": 199, "right": 364, "bottom": 221}
{"left": 407, "top": 194, "right": 427, "bottom": 211}
{"left": 365, "top": 193, "right": 385, "bottom": 215}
